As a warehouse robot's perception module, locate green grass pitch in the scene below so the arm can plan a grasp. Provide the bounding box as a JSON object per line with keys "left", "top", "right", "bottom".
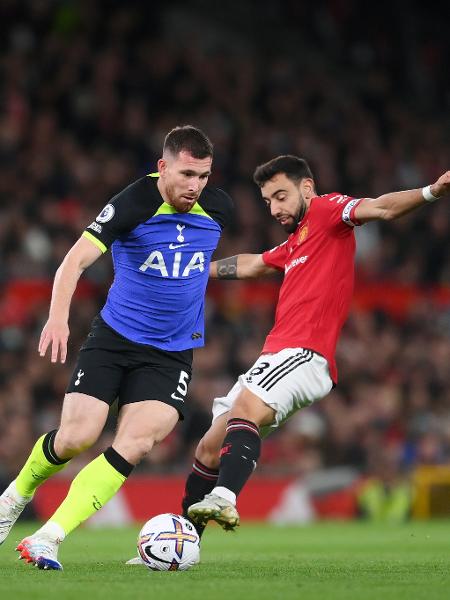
{"left": 1, "top": 521, "right": 449, "bottom": 600}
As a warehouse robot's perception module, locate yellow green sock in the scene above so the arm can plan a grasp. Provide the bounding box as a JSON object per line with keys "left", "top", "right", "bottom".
{"left": 50, "top": 447, "right": 133, "bottom": 535}
{"left": 15, "top": 430, "right": 70, "bottom": 498}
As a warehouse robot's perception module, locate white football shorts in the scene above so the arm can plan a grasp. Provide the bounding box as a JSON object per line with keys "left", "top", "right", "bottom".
{"left": 212, "top": 348, "right": 333, "bottom": 437}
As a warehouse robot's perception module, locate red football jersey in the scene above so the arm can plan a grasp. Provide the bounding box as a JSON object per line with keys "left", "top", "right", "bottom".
{"left": 262, "top": 193, "right": 363, "bottom": 383}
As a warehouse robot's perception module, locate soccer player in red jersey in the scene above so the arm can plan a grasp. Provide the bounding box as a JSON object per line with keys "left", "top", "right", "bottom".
{"left": 182, "top": 155, "right": 450, "bottom": 534}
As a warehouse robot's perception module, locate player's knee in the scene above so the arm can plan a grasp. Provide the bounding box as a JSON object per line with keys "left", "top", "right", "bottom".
{"left": 136, "top": 436, "right": 157, "bottom": 460}
{"left": 195, "top": 435, "right": 220, "bottom": 469}
{"left": 230, "top": 397, "right": 254, "bottom": 421}
{"left": 114, "top": 434, "right": 157, "bottom": 465}
{"left": 230, "top": 393, "right": 275, "bottom": 427}
{"left": 55, "top": 427, "right": 98, "bottom": 457}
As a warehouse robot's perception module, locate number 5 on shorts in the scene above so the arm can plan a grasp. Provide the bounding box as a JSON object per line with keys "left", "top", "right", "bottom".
{"left": 171, "top": 370, "right": 190, "bottom": 402}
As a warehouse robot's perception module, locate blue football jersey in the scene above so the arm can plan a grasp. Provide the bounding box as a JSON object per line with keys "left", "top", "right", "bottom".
{"left": 83, "top": 175, "right": 233, "bottom": 351}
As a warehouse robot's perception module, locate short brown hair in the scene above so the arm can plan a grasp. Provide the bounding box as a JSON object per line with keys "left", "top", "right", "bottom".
{"left": 163, "top": 125, "right": 213, "bottom": 159}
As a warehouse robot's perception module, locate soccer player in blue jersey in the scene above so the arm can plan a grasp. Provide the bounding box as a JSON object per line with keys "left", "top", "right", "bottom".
{"left": 0, "top": 125, "right": 233, "bottom": 570}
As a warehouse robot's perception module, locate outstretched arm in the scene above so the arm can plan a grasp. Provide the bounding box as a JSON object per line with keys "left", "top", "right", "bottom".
{"left": 39, "top": 236, "right": 103, "bottom": 363}
{"left": 354, "top": 171, "right": 450, "bottom": 223}
{"left": 210, "top": 254, "right": 278, "bottom": 279}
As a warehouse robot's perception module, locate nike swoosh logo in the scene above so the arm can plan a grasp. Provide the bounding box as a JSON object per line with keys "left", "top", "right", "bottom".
{"left": 169, "top": 243, "right": 189, "bottom": 249}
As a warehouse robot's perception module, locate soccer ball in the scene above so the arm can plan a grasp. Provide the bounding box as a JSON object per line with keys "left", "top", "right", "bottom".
{"left": 137, "top": 513, "right": 200, "bottom": 571}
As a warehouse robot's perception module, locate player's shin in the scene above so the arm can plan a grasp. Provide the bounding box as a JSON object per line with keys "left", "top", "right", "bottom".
{"left": 46, "top": 446, "right": 134, "bottom": 536}
{"left": 182, "top": 458, "right": 219, "bottom": 536}
{"left": 15, "top": 429, "right": 71, "bottom": 497}
{"left": 213, "top": 418, "right": 261, "bottom": 502}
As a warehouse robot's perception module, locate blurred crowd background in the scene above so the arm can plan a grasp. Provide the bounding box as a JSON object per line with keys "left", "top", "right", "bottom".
{"left": 1, "top": 0, "right": 449, "bottom": 510}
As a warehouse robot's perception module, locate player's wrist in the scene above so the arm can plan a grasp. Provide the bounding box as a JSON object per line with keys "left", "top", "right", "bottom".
{"left": 422, "top": 185, "right": 439, "bottom": 202}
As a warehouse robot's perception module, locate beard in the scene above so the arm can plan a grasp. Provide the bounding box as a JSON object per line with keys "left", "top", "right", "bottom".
{"left": 282, "top": 192, "right": 307, "bottom": 233}
{"left": 283, "top": 218, "right": 299, "bottom": 234}
{"left": 162, "top": 181, "right": 197, "bottom": 212}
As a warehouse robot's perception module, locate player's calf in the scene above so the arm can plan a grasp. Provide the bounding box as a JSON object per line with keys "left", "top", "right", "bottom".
{"left": 188, "top": 418, "right": 260, "bottom": 531}
{"left": 215, "top": 418, "right": 261, "bottom": 497}
{"left": 181, "top": 458, "right": 219, "bottom": 537}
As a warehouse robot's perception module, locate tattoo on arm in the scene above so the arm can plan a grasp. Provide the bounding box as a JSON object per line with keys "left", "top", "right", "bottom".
{"left": 217, "top": 256, "right": 238, "bottom": 279}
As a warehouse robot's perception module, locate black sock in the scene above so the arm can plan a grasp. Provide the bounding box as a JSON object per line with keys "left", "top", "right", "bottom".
{"left": 216, "top": 418, "right": 261, "bottom": 497}
{"left": 104, "top": 446, "right": 134, "bottom": 477}
{"left": 42, "top": 430, "right": 71, "bottom": 465}
{"left": 182, "top": 458, "right": 218, "bottom": 537}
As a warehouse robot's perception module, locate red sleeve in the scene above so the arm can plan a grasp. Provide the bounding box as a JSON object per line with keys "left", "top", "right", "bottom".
{"left": 312, "top": 193, "right": 364, "bottom": 233}
{"left": 262, "top": 240, "right": 288, "bottom": 271}
{"left": 341, "top": 197, "right": 364, "bottom": 227}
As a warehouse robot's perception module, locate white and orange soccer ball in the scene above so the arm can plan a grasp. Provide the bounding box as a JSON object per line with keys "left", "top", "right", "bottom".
{"left": 137, "top": 513, "right": 200, "bottom": 571}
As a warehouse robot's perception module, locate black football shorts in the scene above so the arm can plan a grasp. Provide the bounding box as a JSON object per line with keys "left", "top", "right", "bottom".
{"left": 66, "top": 315, "right": 193, "bottom": 418}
